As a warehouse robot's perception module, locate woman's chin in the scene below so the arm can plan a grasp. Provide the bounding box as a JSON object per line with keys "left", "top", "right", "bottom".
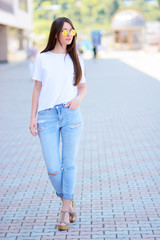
{"left": 65, "top": 40, "right": 72, "bottom": 45}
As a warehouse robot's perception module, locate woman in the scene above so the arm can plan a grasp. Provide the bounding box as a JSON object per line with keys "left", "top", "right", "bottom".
{"left": 29, "top": 17, "right": 86, "bottom": 231}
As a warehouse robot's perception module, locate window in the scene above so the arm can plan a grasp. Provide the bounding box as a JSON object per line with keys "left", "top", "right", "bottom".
{"left": 19, "top": 0, "right": 28, "bottom": 12}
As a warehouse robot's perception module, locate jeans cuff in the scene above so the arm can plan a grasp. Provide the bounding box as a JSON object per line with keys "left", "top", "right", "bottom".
{"left": 62, "top": 194, "right": 73, "bottom": 200}
{"left": 56, "top": 192, "right": 63, "bottom": 198}
{"left": 56, "top": 192, "right": 73, "bottom": 199}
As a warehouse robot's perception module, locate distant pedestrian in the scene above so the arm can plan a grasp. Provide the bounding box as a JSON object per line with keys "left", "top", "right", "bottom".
{"left": 78, "top": 43, "right": 84, "bottom": 55}
{"left": 29, "top": 17, "right": 87, "bottom": 231}
{"left": 93, "top": 45, "right": 97, "bottom": 59}
{"left": 28, "top": 42, "right": 38, "bottom": 80}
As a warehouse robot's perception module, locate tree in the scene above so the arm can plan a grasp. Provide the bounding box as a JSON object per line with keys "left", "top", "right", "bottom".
{"left": 32, "top": 0, "right": 160, "bottom": 42}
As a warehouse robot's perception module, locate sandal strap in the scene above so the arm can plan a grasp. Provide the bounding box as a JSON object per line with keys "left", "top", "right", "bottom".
{"left": 72, "top": 198, "right": 75, "bottom": 208}
{"left": 60, "top": 210, "right": 69, "bottom": 225}
{"left": 59, "top": 220, "right": 69, "bottom": 225}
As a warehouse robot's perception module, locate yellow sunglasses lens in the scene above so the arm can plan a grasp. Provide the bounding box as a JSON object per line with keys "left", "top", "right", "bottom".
{"left": 70, "top": 30, "right": 76, "bottom": 36}
{"left": 62, "top": 29, "right": 76, "bottom": 37}
{"left": 62, "top": 30, "right": 68, "bottom": 36}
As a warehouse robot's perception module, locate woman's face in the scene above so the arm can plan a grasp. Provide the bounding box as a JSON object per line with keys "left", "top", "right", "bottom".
{"left": 59, "top": 21, "right": 75, "bottom": 46}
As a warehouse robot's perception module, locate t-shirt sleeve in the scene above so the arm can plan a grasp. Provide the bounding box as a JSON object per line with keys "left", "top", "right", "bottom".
{"left": 32, "top": 54, "right": 43, "bottom": 82}
{"left": 79, "top": 55, "right": 86, "bottom": 84}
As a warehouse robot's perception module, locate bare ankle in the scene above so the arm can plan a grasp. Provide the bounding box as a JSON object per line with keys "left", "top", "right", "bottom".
{"left": 62, "top": 208, "right": 69, "bottom": 212}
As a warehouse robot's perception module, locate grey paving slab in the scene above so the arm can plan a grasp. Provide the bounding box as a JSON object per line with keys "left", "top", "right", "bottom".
{"left": 0, "top": 58, "right": 160, "bottom": 239}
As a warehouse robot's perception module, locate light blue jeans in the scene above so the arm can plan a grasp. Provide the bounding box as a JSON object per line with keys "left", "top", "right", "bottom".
{"left": 37, "top": 103, "right": 83, "bottom": 200}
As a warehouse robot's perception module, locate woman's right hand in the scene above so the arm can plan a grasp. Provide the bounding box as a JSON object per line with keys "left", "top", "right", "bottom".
{"left": 29, "top": 118, "right": 38, "bottom": 136}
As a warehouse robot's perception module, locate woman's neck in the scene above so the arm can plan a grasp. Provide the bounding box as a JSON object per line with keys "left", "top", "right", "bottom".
{"left": 51, "top": 42, "right": 67, "bottom": 54}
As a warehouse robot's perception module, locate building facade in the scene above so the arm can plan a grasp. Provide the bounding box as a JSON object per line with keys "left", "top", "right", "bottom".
{"left": 0, "top": 0, "right": 33, "bottom": 62}
{"left": 111, "top": 9, "right": 146, "bottom": 50}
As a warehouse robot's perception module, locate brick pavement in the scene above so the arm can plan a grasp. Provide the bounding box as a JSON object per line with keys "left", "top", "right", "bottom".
{"left": 0, "top": 58, "right": 160, "bottom": 240}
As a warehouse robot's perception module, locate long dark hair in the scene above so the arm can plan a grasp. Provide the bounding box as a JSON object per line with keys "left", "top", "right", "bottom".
{"left": 41, "top": 17, "right": 82, "bottom": 86}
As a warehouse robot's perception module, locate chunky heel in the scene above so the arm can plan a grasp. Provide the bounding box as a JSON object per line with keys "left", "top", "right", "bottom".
{"left": 58, "top": 210, "right": 69, "bottom": 231}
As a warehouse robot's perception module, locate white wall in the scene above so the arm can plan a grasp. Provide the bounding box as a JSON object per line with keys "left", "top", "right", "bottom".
{"left": 0, "top": 0, "right": 33, "bottom": 31}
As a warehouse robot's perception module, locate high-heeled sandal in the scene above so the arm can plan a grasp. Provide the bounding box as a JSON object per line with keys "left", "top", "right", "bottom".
{"left": 69, "top": 198, "right": 77, "bottom": 223}
{"left": 58, "top": 210, "right": 69, "bottom": 231}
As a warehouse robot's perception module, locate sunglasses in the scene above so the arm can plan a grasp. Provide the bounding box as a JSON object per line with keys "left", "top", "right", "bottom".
{"left": 62, "top": 29, "right": 76, "bottom": 37}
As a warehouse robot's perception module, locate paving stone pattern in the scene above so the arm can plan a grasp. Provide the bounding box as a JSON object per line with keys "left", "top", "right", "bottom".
{"left": 0, "top": 59, "right": 160, "bottom": 240}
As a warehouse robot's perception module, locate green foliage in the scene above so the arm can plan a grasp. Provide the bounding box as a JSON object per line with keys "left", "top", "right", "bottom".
{"left": 144, "top": 5, "right": 160, "bottom": 21}
{"left": 33, "top": 0, "right": 160, "bottom": 44}
{"left": 33, "top": 19, "right": 51, "bottom": 35}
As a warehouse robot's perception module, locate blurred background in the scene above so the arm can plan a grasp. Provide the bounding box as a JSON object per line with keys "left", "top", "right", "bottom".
{"left": 0, "top": 0, "right": 160, "bottom": 63}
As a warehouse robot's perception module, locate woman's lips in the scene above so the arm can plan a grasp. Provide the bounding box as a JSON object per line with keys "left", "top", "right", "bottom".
{"left": 66, "top": 38, "right": 71, "bottom": 41}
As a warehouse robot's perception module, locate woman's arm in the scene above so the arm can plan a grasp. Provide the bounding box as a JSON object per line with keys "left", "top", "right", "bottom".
{"left": 65, "top": 83, "right": 87, "bottom": 109}
{"left": 77, "top": 82, "right": 87, "bottom": 102}
{"left": 29, "top": 80, "right": 42, "bottom": 136}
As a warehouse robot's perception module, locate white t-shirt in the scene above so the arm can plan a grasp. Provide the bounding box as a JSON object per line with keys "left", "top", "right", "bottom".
{"left": 32, "top": 51, "right": 86, "bottom": 112}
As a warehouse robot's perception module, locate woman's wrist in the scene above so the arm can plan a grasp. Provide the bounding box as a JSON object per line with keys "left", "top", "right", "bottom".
{"left": 76, "top": 95, "right": 82, "bottom": 102}
{"left": 31, "top": 113, "right": 37, "bottom": 120}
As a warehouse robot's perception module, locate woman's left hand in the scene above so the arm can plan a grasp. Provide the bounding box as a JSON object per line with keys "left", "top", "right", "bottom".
{"left": 65, "top": 96, "right": 81, "bottom": 110}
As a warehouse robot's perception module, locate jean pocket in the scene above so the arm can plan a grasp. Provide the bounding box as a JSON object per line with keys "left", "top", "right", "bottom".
{"left": 38, "top": 109, "right": 46, "bottom": 115}
{"left": 38, "top": 108, "right": 52, "bottom": 115}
